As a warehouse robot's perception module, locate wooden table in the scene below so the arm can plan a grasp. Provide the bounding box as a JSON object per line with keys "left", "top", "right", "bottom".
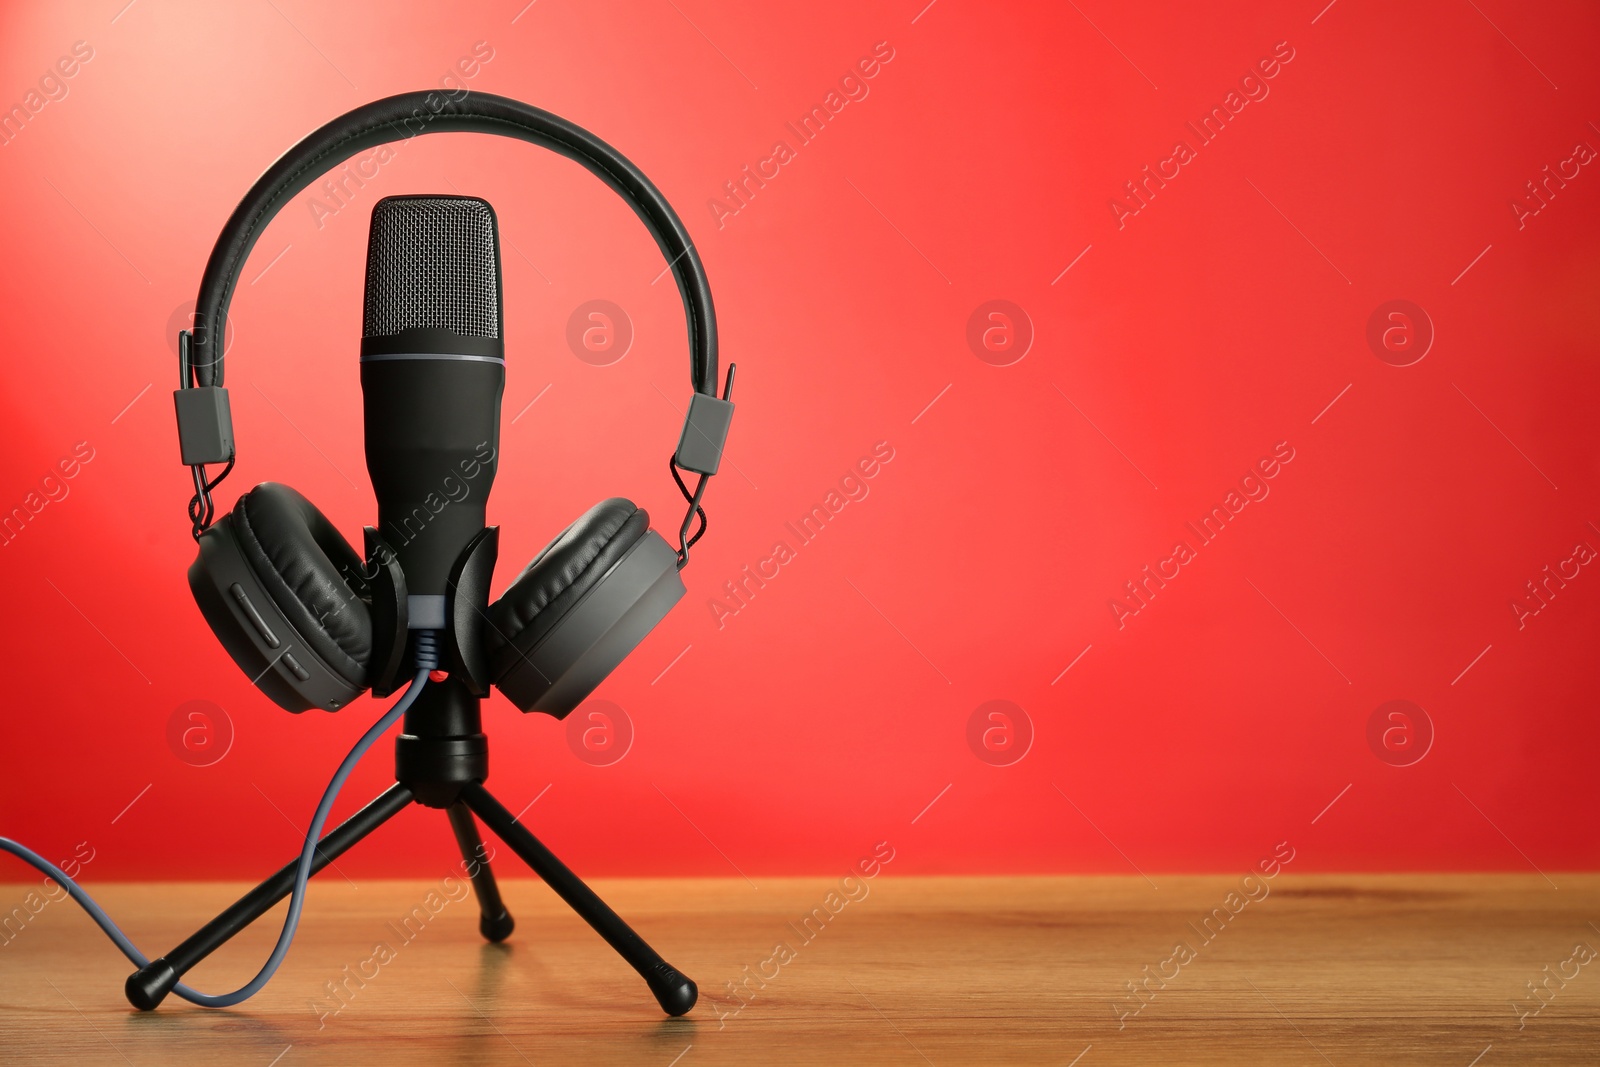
{"left": 1, "top": 874, "right": 1595, "bottom": 1065}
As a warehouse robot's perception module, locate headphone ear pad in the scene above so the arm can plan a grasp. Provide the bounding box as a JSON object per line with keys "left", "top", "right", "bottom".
{"left": 189, "top": 483, "right": 373, "bottom": 711}
{"left": 487, "top": 498, "right": 684, "bottom": 716}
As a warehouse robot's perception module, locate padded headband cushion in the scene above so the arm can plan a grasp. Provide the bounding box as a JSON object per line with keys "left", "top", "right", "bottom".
{"left": 486, "top": 499, "right": 649, "bottom": 671}
{"left": 229, "top": 483, "right": 372, "bottom": 685}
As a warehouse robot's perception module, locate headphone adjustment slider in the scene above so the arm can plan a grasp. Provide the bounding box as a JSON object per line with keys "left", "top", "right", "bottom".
{"left": 174, "top": 385, "right": 235, "bottom": 466}
{"left": 672, "top": 366, "right": 736, "bottom": 476}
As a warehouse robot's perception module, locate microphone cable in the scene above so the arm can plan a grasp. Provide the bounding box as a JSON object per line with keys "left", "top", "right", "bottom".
{"left": 0, "top": 655, "right": 435, "bottom": 1007}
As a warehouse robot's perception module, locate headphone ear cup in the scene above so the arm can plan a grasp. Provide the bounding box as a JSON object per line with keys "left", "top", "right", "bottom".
{"left": 487, "top": 499, "right": 685, "bottom": 717}
{"left": 188, "top": 483, "right": 373, "bottom": 712}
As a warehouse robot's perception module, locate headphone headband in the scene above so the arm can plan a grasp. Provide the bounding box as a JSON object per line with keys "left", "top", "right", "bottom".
{"left": 167, "top": 90, "right": 736, "bottom": 744}
{"left": 186, "top": 89, "right": 717, "bottom": 394}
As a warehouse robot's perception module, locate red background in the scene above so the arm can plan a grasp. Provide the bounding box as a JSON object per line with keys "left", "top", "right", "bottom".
{"left": 0, "top": 0, "right": 1596, "bottom": 881}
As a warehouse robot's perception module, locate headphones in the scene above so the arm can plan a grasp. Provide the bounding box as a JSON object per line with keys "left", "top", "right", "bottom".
{"left": 173, "top": 90, "right": 735, "bottom": 716}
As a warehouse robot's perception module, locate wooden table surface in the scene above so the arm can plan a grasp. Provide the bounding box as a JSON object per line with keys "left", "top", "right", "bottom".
{"left": 0, "top": 874, "right": 1595, "bottom": 1065}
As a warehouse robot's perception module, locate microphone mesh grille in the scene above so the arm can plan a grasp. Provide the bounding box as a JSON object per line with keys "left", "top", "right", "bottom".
{"left": 363, "top": 196, "right": 500, "bottom": 339}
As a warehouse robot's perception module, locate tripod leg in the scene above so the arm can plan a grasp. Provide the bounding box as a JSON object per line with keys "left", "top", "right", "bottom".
{"left": 459, "top": 780, "right": 697, "bottom": 1016}
{"left": 125, "top": 783, "right": 415, "bottom": 1010}
{"left": 447, "top": 802, "right": 514, "bottom": 942}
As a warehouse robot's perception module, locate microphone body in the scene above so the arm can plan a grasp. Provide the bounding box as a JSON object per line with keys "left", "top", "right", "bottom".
{"left": 360, "top": 196, "right": 505, "bottom": 611}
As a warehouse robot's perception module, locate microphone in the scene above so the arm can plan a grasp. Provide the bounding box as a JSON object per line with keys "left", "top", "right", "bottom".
{"left": 360, "top": 195, "right": 505, "bottom": 629}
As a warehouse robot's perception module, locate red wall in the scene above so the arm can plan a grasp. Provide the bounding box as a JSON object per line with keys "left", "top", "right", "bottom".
{"left": 0, "top": 0, "right": 1596, "bottom": 881}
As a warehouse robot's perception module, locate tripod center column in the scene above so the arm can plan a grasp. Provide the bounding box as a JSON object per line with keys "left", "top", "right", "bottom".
{"left": 396, "top": 675, "right": 489, "bottom": 807}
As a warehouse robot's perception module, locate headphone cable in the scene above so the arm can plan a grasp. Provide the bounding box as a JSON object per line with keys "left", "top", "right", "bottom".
{"left": 0, "top": 666, "right": 431, "bottom": 1007}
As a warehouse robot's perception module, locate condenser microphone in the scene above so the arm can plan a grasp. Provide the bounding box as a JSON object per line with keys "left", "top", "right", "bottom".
{"left": 361, "top": 194, "right": 505, "bottom": 624}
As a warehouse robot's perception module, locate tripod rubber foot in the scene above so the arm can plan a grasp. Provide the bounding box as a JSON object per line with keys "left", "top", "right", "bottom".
{"left": 479, "top": 909, "right": 515, "bottom": 943}
{"left": 647, "top": 963, "right": 697, "bottom": 1016}
{"left": 125, "top": 958, "right": 179, "bottom": 1011}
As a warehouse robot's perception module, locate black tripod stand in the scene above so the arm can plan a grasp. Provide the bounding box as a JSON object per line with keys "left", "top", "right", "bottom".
{"left": 124, "top": 675, "right": 698, "bottom": 1015}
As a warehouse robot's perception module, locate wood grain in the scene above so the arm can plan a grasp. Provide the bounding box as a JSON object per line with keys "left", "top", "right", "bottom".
{"left": 0, "top": 874, "right": 1595, "bottom": 1065}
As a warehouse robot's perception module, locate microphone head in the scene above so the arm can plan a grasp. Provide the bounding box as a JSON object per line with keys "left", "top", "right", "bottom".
{"left": 362, "top": 194, "right": 502, "bottom": 345}
{"left": 359, "top": 193, "right": 507, "bottom": 604}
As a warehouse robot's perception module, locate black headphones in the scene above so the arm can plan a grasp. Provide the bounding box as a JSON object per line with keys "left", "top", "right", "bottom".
{"left": 173, "top": 90, "right": 735, "bottom": 716}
